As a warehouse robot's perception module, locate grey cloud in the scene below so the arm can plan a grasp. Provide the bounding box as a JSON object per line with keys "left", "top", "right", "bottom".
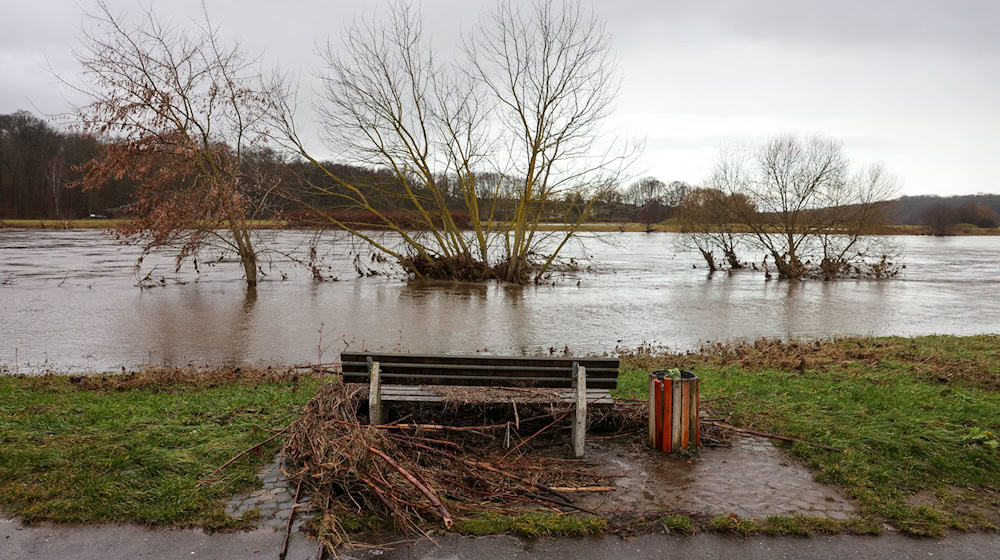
{"left": 1, "top": 0, "right": 996, "bottom": 195}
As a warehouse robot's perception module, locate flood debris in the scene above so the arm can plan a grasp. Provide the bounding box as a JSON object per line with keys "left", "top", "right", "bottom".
{"left": 208, "top": 381, "right": 642, "bottom": 553}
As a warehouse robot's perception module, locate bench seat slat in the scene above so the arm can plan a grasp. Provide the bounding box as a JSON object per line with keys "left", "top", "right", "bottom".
{"left": 342, "top": 352, "right": 618, "bottom": 366}
{"left": 379, "top": 385, "right": 614, "bottom": 405}
{"left": 343, "top": 372, "right": 617, "bottom": 382}
{"left": 341, "top": 352, "right": 619, "bottom": 390}
{"left": 342, "top": 370, "right": 617, "bottom": 385}
{"left": 345, "top": 377, "right": 617, "bottom": 389}
{"left": 342, "top": 360, "right": 618, "bottom": 374}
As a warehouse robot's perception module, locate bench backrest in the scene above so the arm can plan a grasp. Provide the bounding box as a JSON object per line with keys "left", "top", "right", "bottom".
{"left": 340, "top": 352, "right": 619, "bottom": 390}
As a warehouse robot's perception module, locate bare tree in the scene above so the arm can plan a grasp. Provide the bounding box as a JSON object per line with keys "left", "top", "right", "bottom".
{"left": 663, "top": 180, "right": 692, "bottom": 208}
{"left": 623, "top": 177, "right": 666, "bottom": 207}
{"left": 623, "top": 178, "right": 690, "bottom": 209}
{"left": 623, "top": 177, "right": 689, "bottom": 230}
{"left": 711, "top": 135, "right": 898, "bottom": 279}
{"left": 812, "top": 164, "right": 899, "bottom": 279}
{"left": 46, "top": 146, "right": 66, "bottom": 219}
{"left": 677, "top": 188, "right": 748, "bottom": 271}
{"left": 70, "top": 2, "right": 278, "bottom": 286}
{"left": 921, "top": 202, "right": 957, "bottom": 235}
{"left": 269, "top": 0, "right": 634, "bottom": 283}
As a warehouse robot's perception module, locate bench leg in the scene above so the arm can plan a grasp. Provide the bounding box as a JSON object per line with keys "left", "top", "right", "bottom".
{"left": 572, "top": 363, "right": 587, "bottom": 458}
{"left": 368, "top": 359, "right": 384, "bottom": 425}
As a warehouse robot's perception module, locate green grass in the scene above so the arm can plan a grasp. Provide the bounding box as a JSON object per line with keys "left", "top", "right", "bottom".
{"left": 661, "top": 514, "right": 695, "bottom": 534}
{"left": 452, "top": 512, "right": 608, "bottom": 538}
{"left": 0, "top": 375, "right": 320, "bottom": 528}
{"left": 618, "top": 335, "right": 1000, "bottom": 536}
{"left": 706, "top": 515, "right": 879, "bottom": 536}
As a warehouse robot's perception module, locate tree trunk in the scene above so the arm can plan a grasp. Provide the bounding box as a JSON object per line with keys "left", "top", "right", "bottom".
{"left": 231, "top": 225, "right": 257, "bottom": 287}
{"left": 242, "top": 248, "right": 258, "bottom": 287}
{"left": 699, "top": 249, "right": 717, "bottom": 272}
{"left": 724, "top": 249, "right": 742, "bottom": 269}
{"left": 772, "top": 251, "right": 804, "bottom": 279}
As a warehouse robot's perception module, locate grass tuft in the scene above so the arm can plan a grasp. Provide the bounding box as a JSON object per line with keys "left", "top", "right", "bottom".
{"left": 661, "top": 514, "right": 695, "bottom": 534}
{"left": 452, "top": 512, "right": 607, "bottom": 538}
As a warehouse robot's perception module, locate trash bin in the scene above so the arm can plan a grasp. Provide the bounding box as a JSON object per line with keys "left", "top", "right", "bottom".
{"left": 648, "top": 369, "right": 700, "bottom": 453}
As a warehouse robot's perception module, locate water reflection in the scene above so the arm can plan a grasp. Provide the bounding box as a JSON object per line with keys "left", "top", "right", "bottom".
{"left": 1, "top": 229, "right": 998, "bottom": 372}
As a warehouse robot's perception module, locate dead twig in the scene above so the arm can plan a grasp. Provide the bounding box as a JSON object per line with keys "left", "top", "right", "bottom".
{"left": 703, "top": 421, "right": 840, "bottom": 452}
{"left": 499, "top": 411, "right": 570, "bottom": 463}
{"left": 700, "top": 392, "right": 746, "bottom": 403}
{"left": 279, "top": 477, "right": 303, "bottom": 560}
{"left": 368, "top": 446, "right": 454, "bottom": 529}
{"left": 548, "top": 486, "right": 615, "bottom": 493}
{"left": 200, "top": 422, "right": 294, "bottom": 485}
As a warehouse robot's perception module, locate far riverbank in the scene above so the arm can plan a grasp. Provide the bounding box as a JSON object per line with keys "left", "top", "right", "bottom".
{"left": 3, "top": 218, "right": 999, "bottom": 235}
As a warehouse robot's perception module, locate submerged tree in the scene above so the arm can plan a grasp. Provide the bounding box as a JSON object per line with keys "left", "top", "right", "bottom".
{"left": 713, "top": 135, "right": 898, "bottom": 280}
{"left": 269, "top": 0, "right": 634, "bottom": 283}
{"left": 676, "top": 188, "right": 749, "bottom": 271}
{"left": 71, "top": 2, "right": 278, "bottom": 286}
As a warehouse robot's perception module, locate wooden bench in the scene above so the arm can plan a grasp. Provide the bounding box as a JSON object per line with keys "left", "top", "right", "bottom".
{"left": 340, "top": 352, "right": 620, "bottom": 457}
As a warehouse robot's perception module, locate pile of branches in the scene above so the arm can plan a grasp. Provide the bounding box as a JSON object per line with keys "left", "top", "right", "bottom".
{"left": 280, "top": 382, "right": 622, "bottom": 549}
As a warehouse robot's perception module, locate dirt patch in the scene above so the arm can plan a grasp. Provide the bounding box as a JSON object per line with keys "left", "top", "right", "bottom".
{"left": 906, "top": 488, "right": 1000, "bottom": 529}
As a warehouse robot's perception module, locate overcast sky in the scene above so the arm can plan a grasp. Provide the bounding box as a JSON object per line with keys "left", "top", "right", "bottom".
{"left": 2, "top": 0, "right": 997, "bottom": 196}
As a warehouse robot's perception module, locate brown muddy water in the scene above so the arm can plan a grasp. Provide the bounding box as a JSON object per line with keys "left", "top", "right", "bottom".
{"left": 1, "top": 229, "right": 998, "bottom": 372}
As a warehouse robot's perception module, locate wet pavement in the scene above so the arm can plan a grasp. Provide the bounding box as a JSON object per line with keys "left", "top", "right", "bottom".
{"left": 580, "top": 435, "right": 855, "bottom": 520}
{"left": 0, "top": 517, "right": 319, "bottom": 560}
{"left": 356, "top": 532, "right": 1000, "bottom": 560}
{"left": 224, "top": 455, "right": 312, "bottom": 533}
{"left": 4, "top": 518, "right": 999, "bottom": 560}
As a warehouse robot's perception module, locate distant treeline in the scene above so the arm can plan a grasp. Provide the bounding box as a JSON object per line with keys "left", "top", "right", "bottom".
{"left": 0, "top": 110, "right": 407, "bottom": 220}
{"left": 0, "top": 111, "right": 124, "bottom": 218}
{"left": 0, "top": 110, "right": 673, "bottom": 224}
{"left": 890, "top": 195, "right": 1000, "bottom": 234}
{"left": 2, "top": 110, "right": 996, "bottom": 230}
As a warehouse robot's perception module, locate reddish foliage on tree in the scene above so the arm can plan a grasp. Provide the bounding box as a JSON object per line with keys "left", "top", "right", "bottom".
{"left": 69, "top": 1, "right": 278, "bottom": 286}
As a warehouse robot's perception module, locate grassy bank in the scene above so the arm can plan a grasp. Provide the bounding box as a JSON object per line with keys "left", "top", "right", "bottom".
{"left": 0, "top": 371, "right": 319, "bottom": 528}
{"left": 1, "top": 336, "right": 997, "bottom": 538}
{"left": 617, "top": 335, "right": 1000, "bottom": 536}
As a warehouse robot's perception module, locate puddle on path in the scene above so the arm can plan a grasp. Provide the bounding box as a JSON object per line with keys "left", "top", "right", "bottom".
{"left": 578, "top": 435, "right": 855, "bottom": 520}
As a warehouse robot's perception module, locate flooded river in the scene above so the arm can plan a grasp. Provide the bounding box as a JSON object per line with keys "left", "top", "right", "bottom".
{"left": 1, "top": 229, "right": 998, "bottom": 372}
